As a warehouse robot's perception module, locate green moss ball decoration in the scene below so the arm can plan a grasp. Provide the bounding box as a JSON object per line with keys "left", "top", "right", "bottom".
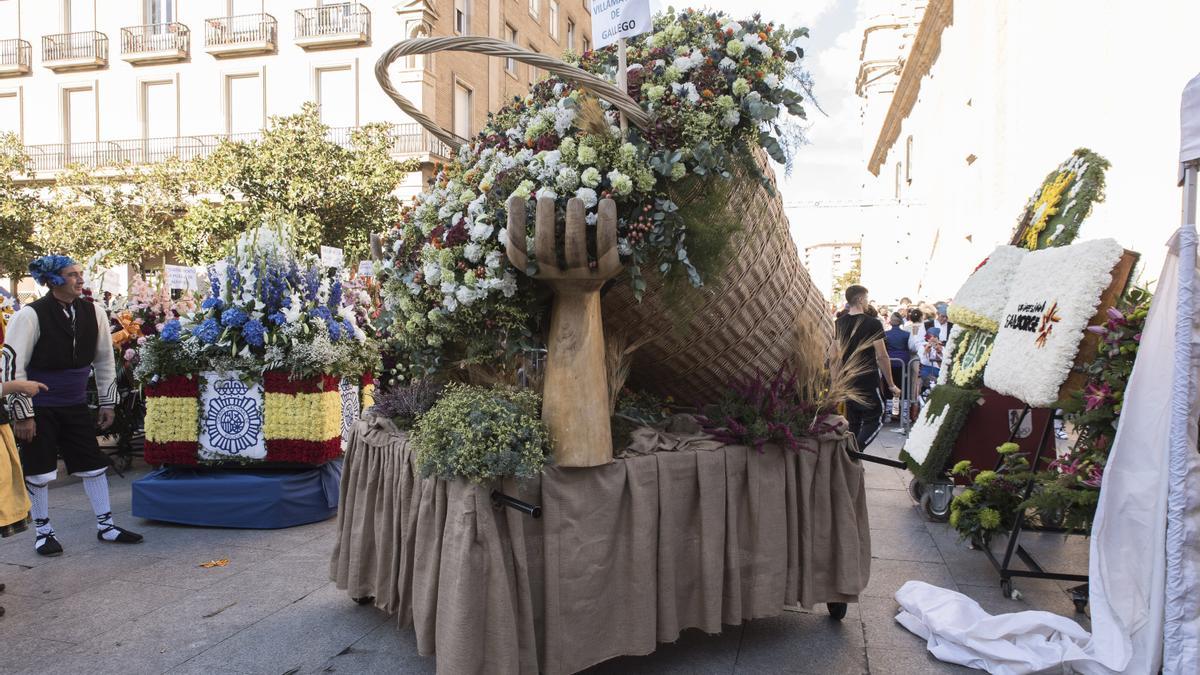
{"left": 413, "top": 383, "right": 551, "bottom": 483}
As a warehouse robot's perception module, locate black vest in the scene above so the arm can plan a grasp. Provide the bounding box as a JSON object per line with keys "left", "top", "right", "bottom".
{"left": 27, "top": 295, "right": 99, "bottom": 371}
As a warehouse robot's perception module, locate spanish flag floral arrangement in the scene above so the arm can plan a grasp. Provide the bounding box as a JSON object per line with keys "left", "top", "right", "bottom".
{"left": 137, "top": 220, "right": 380, "bottom": 466}
{"left": 375, "top": 9, "right": 812, "bottom": 382}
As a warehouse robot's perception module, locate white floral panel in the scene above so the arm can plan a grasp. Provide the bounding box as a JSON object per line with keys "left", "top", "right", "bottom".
{"left": 199, "top": 371, "right": 267, "bottom": 461}
{"left": 983, "top": 238, "right": 1125, "bottom": 407}
{"left": 903, "top": 404, "right": 948, "bottom": 466}
{"left": 339, "top": 377, "right": 361, "bottom": 448}
{"left": 949, "top": 245, "right": 1027, "bottom": 329}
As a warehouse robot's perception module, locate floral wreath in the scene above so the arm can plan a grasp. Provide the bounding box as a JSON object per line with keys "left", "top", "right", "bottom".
{"left": 28, "top": 254, "right": 77, "bottom": 287}
{"left": 1011, "top": 148, "right": 1109, "bottom": 251}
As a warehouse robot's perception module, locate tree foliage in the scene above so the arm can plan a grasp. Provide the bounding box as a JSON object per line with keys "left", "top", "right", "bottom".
{"left": 187, "top": 102, "right": 415, "bottom": 261}
{"left": 3, "top": 104, "right": 418, "bottom": 272}
{"left": 0, "top": 133, "right": 44, "bottom": 277}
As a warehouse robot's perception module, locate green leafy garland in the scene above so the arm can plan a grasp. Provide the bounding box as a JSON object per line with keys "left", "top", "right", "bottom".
{"left": 900, "top": 384, "right": 981, "bottom": 483}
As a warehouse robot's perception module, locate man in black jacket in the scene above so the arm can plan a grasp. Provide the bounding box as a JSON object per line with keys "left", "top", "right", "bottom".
{"left": 3, "top": 255, "right": 143, "bottom": 556}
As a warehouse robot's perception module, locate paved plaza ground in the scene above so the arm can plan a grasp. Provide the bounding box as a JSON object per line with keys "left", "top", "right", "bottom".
{"left": 0, "top": 425, "right": 1091, "bottom": 674}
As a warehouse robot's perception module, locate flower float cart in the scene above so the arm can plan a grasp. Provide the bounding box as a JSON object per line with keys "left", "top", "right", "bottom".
{"left": 330, "top": 14, "right": 872, "bottom": 673}
{"left": 901, "top": 150, "right": 1116, "bottom": 521}
{"left": 132, "top": 225, "right": 378, "bottom": 529}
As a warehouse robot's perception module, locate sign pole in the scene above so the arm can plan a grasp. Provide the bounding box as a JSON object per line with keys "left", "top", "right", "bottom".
{"left": 616, "top": 36, "right": 628, "bottom": 136}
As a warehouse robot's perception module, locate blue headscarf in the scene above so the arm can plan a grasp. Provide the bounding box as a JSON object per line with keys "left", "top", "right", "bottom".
{"left": 28, "top": 255, "right": 77, "bottom": 287}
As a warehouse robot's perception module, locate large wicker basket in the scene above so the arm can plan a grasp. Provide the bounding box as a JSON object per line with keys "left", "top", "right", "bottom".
{"left": 375, "top": 37, "right": 832, "bottom": 402}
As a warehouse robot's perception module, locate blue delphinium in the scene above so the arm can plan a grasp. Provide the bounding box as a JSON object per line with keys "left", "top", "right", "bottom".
{"left": 303, "top": 266, "right": 320, "bottom": 302}
{"left": 242, "top": 319, "right": 266, "bottom": 347}
{"left": 201, "top": 297, "right": 223, "bottom": 311}
{"left": 208, "top": 264, "right": 221, "bottom": 297}
{"left": 192, "top": 318, "right": 221, "bottom": 344}
{"left": 221, "top": 307, "right": 249, "bottom": 328}
{"left": 329, "top": 279, "right": 343, "bottom": 309}
{"left": 342, "top": 319, "right": 356, "bottom": 338}
{"left": 327, "top": 318, "right": 343, "bottom": 341}
{"left": 160, "top": 319, "right": 182, "bottom": 342}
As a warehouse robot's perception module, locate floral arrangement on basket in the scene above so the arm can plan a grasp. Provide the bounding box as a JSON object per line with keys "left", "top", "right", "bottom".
{"left": 137, "top": 221, "right": 380, "bottom": 466}
{"left": 376, "top": 9, "right": 811, "bottom": 382}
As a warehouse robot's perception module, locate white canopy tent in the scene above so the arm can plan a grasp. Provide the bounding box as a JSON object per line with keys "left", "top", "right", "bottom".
{"left": 893, "top": 73, "right": 1200, "bottom": 674}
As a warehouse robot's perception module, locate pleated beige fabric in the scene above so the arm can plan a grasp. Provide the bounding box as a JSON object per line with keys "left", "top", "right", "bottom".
{"left": 331, "top": 414, "right": 871, "bottom": 675}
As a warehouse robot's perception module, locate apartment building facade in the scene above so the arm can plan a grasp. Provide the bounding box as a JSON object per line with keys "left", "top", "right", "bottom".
{"left": 0, "top": 0, "right": 591, "bottom": 192}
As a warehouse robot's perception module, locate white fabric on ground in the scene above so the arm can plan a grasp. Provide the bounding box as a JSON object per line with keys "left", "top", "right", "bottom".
{"left": 895, "top": 581, "right": 1094, "bottom": 675}
{"left": 894, "top": 226, "right": 1200, "bottom": 673}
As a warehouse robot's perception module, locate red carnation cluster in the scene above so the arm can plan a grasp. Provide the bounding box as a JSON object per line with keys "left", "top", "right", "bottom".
{"left": 145, "top": 374, "right": 198, "bottom": 398}
{"left": 265, "top": 438, "right": 341, "bottom": 465}
{"left": 144, "top": 440, "right": 199, "bottom": 466}
{"left": 261, "top": 371, "right": 339, "bottom": 395}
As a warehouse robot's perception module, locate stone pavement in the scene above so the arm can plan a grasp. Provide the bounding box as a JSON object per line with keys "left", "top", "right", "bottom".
{"left": 0, "top": 424, "right": 1091, "bottom": 674}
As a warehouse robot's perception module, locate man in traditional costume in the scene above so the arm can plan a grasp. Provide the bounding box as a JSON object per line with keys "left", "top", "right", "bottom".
{"left": 2, "top": 255, "right": 143, "bottom": 556}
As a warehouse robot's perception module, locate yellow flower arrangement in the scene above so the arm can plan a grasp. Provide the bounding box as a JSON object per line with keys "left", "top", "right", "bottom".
{"left": 264, "top": 390, "right": 342, "bottom": 442}
{"left": 144, "top": 397, "right": 199, "bottom": 443}
{"left": 1022, "top": 170, "right": 1075, "bottom": 249}
{"left": 946, "top": 305, "right": 999, "bottom": 333}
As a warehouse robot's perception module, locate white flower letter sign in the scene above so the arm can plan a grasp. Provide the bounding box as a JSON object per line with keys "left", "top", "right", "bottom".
{"left": 983, "top": 238, "right": 1126, "bottom": 407}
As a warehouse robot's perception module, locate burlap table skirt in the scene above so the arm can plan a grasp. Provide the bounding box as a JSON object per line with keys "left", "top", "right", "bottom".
{"left": 330, "top": 414, "right": 871, "bottom": 675}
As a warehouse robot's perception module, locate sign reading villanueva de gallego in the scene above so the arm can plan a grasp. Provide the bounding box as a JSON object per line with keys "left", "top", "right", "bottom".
{"left": 590, "top": 0, "right": 651, "bottom": 49}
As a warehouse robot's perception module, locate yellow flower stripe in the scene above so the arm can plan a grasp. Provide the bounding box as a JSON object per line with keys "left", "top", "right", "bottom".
{"left": 144, "top": 396, "right": 199, "bottom": 443}
{"left": 264, "top": 390, "right": 342, "bottom": 442}
{"left": 1023, "top": 170, "right": 1074, "bottom": 249}
{"left": 947, "top": 305, "right": 998, "bottom": 332}
{"left": 361, "top": 383, "right": 375, "bottom": 410}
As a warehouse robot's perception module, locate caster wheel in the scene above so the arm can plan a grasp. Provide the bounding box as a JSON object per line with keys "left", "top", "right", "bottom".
{"left": 352, "top": 596, "right": 375, "bottom": 606}
{"left": 1000, "top": 579, "right": 1022, "bottom": 600}
{"left": 920, "top": 490, "right": 950, "bottom": 522}
{"left": 907, "top": 476, "right": 925, "bottom": 503}
{"left": 0, "top": 582, "right": 6, "bottom": 593}
{"left": 0, "top": 605, "right": 5, "bottom": 617}
{"left": 826, "top": 602, "right": 848, "bottom": 620}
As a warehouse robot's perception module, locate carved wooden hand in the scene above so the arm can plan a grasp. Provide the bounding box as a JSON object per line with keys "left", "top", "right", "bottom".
{"left": 507, "top": 196, "right": 622, "bottom": 467}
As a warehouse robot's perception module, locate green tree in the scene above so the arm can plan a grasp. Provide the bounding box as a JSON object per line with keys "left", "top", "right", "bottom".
{"left": 187, "top": 102, "right": 414, "bottom": 262}
{"left": 37, "top": 157, "right": 197, "bottom": 269}
{"left": 831, "top": 255, "right": 862, "bottom": 303}
{"left": 0, "top": 133, "right": 45, "bottom": 277}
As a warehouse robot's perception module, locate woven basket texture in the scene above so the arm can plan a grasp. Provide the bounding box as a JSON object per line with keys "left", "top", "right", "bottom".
{"left": 602, "top": 148, "right": 832, "bottom": 403}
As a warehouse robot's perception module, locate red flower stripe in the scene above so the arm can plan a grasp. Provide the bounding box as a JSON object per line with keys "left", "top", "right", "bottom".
{"left": 145, "top": 375, "right": 198, "bottom": 398}
{"left": 262, "top": 371, "right": 340, "bottom": 395}
{"left": 361, "top": 372, "right": 375, "bottom": 388}
{"left": 144, "top": 441, "right": 199, "bottom": 466}
{"left": 265, "top": 438, "right": 342, "bottom": 464}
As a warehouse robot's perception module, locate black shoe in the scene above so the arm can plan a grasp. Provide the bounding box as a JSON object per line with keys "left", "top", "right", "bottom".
{"left": 35, "top": 533, "right": 63, "bottom": 557}
{"left": 97, "top": 525, "right": 144, "bottom": 544}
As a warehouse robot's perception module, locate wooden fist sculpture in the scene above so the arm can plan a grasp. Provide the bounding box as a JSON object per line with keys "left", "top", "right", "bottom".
{"left": 507, "top": 196, "right": 622, "bottom": 467}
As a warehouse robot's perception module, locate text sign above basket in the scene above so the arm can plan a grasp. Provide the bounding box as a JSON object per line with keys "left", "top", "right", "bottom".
{"left": 590, "top": 0, "right": 650, "bottom": 48}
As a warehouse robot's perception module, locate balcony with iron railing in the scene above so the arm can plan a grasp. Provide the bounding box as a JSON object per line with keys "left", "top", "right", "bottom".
{"left": 42, "top": 31, "right": 108, "bottom": 71}
{"left": 295, "top": 3, "right": 371, "bottom": 49}
{"left": 0, "top": 39, "right": 32, "bottom": 77}
{"left": 121, "top": 23, "right": 190, "bottom": 64}
{"left": 205, "top": 13, "right": 277, "bottom": 57}
{"left": 19, "top": 124, "right": 450, "bottom": 174}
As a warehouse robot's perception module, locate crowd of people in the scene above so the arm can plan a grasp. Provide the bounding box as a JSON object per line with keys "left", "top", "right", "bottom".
{"left": 832, "top": 285, "right": 953, "bottom": 450}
